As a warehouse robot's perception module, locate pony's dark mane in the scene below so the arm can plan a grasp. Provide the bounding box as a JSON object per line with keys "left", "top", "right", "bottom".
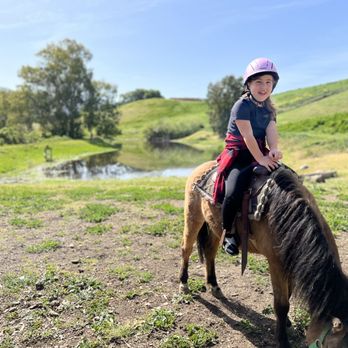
{"left": 267, "top": 167, "right": 348, "bottom": 319}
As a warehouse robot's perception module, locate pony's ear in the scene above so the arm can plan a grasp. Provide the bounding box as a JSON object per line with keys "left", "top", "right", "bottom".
{"left": 332, "top": 317, "right": 343, "bottom": 334}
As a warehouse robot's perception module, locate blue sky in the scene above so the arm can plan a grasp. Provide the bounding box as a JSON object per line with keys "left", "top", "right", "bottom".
{"left": 1, "top": 0, "right": 348, "bottom": 98}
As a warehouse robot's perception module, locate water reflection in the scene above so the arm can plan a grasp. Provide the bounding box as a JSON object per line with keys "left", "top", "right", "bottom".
{"left": 43, "top": 150, "right": 143, "bottom": 180}
{"left": 42, "top": 141, "right": 212, "bottom": 180}
{"left": 146, "top": 141, "right": 203, "bottom": 154}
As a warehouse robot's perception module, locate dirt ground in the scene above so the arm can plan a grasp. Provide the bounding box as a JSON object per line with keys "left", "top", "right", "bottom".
{"left": 0, "top": 196, "right": 347, "bottom": 348}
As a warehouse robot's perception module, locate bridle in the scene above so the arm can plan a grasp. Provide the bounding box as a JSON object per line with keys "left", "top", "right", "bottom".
{"left": 308, "top": 324, "right": 331, "bottom": 348}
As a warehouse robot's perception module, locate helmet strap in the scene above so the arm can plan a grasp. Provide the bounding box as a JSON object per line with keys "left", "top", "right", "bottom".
{"left": 246, "top": 88, "right": 265, "bottom": 107}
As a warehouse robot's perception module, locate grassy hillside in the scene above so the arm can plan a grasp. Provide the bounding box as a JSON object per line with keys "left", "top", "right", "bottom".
{"left": 119, "top": 79, "right": 348, "bottom": 138}
{"left": 273, "top": 79, "right": 348, "bottom": 113}
{"left": 119, "top": 98, "right": 209, "bottom": 139}
{"left": 273, "top": 80, "right": 348, "bottom": 177}
{"left": 116, "top": 80, "right": 348, "bottom": 175}
{"left": 276, "top": 89, "right": 348, "bottom": 125}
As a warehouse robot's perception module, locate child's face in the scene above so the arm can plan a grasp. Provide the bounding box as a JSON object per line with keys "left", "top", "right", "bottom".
{"left": 248, "top": 74, "right": 274, "bottom": 102}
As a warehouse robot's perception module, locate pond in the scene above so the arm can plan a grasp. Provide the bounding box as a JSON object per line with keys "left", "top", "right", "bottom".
{"left": 42, "top": 142, "right": 218, "bottom": 180}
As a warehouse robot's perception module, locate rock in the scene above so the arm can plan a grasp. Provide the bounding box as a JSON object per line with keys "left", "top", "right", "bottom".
{"left": 300, "top": 171, "right": 337, "bottom": 183}
{"left": 35, "top": 281, "right": 45, "bottom": 291}
{"left": 48, "top": 309, "right": 60, "bottom": 317}
{"left": 71, "top": 259, "right": 81, "bottom": 264}
{"left": 300, "top": 165, "right": 309, "bottom": 170}
{"left": 50, "top": 300, "right": 60, "bottom": 307}
{"left": 29, "top": 302, "right": 43, "bottom": 310}
{"left": 4, "top": 306, "right": 17, "bottom": 313}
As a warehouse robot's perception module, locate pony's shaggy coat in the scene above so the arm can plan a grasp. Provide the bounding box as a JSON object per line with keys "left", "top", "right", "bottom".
{"left": 267, "top": 168, "right": 348, "bottom": 320}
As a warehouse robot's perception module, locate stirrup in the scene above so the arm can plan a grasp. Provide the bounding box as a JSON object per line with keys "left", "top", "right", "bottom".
{"left": 223, "top": 234, "right": 239, "bottom": 256}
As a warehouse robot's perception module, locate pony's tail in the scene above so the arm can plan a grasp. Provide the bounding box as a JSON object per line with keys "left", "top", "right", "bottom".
{"left": 197, "top": 222, "right": 209, "bottom": 264}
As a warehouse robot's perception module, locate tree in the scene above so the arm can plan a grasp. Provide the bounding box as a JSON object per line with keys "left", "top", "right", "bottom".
{"left": 206, "top": 75, "right": 243, "bottom": 138}
{"left": 120, "top": 88, "right": 163, "bottom": 104}
{"left": 7, "top": 87, "right": 35, "bottom": 130}
{"left": 83, "top": 81, "right": 121, "bottom": 139}
{"left": 0, "top": 90, "right": 10, "bottom": 128}
{"left": 18, "top": 39, "right": 94, "bottom": 138}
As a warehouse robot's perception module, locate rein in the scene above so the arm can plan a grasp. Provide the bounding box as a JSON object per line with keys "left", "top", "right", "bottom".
{"left": 308, "top": 324, "right": 331, "bottom": 348}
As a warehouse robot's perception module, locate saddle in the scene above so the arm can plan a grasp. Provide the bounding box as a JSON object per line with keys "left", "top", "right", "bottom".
{"left": 194, "top": 162, "right": 275, "bottom": 275}
{"left": 194, "top": 163, "right": 274, "bottom": 220}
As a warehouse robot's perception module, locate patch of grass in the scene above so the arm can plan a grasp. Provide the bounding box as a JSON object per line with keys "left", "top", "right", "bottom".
{"left": 146, "top": 217, "right": 183, "bottom": 236}
{"left": 1, "top": 266, "right": 116, "bottom": 346}
{"left": 142, "top": 308, "right": 176, "bottom": 332}
{"left": 152, "top": 202, "right": 183, "bottom": 215}
{"left": 124, "top": 290, "right": 141, "bottom": 300}
{"left": 109, "top": 265, "right": 154, "bottom": 284}
{"left": 106, "top": 322, "right": 136, "bottom": 341}
{"left": 120, "top": 237, "right": 132, "bottom": 246}
{"left": 254, "top": 274, "right": 269, "bottom": 288}
{"left": 186, "top": 324, "right": 218, "bottom": 347}
{"left": 76, "top": 338, "right": 107, "bottom": 348}
{"left": 306, "top": 181, "right": 348, "bottom": 234}
{"left": 188, "top": 278, "right": 206, "bottom": 294}
{"left": 79, "top": 203, "right": 117, "bottom": 223}
{"left": 65, "top": 187, "right": 101, "bottom": 201}
{"left": 110, "top": 265, "right": 136, "bottom": 281}
{"left": 1, "top": 271, "right": 38, "bottom": 294}
{"left": 160, "top": 334, "right": 191, "bottom": 348}
{"left": 146, "top": 219, "right": 171, "bottom": 236}
{"left": 292, "top": 306, "right": 311, "bottom": 334}
{"left": 120, "top": 225, "right": 132, "bottom": 233}
{"left": 138, "top": 271, "right": 154, "bottom": 283}
{"left": 0, "top": 334, "right": 15, "bottom": 348}
{"left": 86, "top": 224, "right": 112, "bottom": 235}
{"left": 167, "top": 238, "right": 181, "bottom": 249}
{"left": 237, "top": 319, "right": 260, "bottom": 334}
{"left": 26, "top": 239, "right": 61, "bottom": 254}
{"left": 9, "top": 216, "right": 43, "bottom": 229}
{"left": 172, "top": 293, "right": 194, "bottom": 305}
{"left": 317, "top": 200, "right": 348, "bottom": 234}
{"left": 248, "top": 255, "right": 269, "bottom": 275}
{"left": 0, "top": 186, "right": 65, "bottom": 214}
{"left": 262, "top": 304, "right": 274, "bottom": 315}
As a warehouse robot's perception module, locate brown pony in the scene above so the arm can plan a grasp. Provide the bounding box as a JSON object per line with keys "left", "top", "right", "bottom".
{"left": 179, "top": 161, "right": 348, "bottom": 348}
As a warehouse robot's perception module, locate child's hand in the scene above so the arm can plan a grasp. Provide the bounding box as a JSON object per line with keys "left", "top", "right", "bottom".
{"left": 258, "top": 156, "right": 279, "bottom": 172}
{"left": 269, "top": 149, "right": 282, "bottom": 161}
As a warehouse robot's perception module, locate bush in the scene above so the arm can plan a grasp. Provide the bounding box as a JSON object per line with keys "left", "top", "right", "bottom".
{"left": 0, "top": 126, "right": 26, "bottom": 144}
{"left": 0, "top": 126, "right": 41, "bottom": 145}
{"left": 145, "top": 122, "right": 204, "bottom": 144}
{"left": 121, "top": 89, "right": 163, "bottom": 104}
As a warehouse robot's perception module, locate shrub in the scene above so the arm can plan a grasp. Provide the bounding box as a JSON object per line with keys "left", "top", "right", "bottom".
{"left": 145, "top": 122, "right": 203, "bottom": 144}
{"left": 0, "top": 126, "right": 41, "bottom": 145}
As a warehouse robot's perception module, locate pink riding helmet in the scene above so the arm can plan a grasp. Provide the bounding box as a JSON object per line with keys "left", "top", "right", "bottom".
{"left": 243, "top": 57, "right": 279, "bottom": 88}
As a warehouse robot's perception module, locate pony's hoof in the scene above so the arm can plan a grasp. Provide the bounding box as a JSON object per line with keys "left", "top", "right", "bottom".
{"left": 210, "top": 285, "right": 224, "bottom": 299}
{"left": 179, "top": 283, "right": 189, "bottom": 294}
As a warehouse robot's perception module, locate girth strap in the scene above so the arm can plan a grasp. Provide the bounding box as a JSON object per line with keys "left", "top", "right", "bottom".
{"left": 241, "top": 189, "right": 251, "bottom": 275}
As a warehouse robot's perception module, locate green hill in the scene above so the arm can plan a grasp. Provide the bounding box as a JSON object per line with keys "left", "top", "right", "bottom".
{"left": 118, "top": 79, "right": 348, "bottom": 176}
{"left": 276, "top": 89, "right": 348, "bottom": 125}
{"left": 119, "top": 78, "right": 348, "bottom": 137}
{"left": 273, "top": 79, "right": 348, "bottom": 114}
{"left": 119, "top": 98, "right": 209, "bottom": 139}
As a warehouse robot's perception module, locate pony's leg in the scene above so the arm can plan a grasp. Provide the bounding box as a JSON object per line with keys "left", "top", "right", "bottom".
{"left": 204, "top": 213, "right": 224, "bottom": 298}
{"left": 179, "top": 200, "right": 205, "bottom": 293}
{"left": 269, "top": 263, "right": 291, "bottom": 348}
